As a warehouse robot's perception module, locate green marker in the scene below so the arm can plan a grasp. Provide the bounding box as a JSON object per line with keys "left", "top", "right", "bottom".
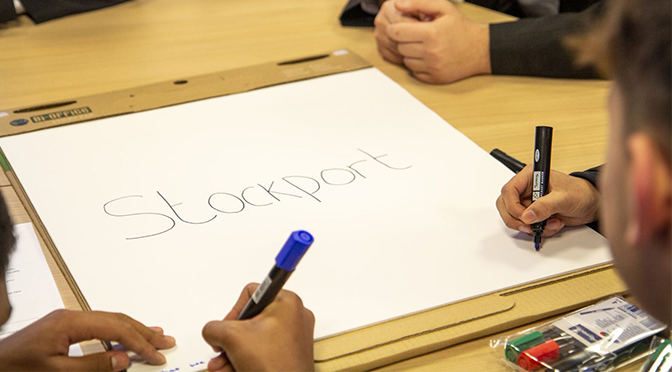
{"left": 505, "top": 331, "right": 546, "bottom": 363}
{"left": 642, "top": 339, "right": 672, "bottom": 372}
{"left": 0, "top": 152, "right": 9, "bottom": 172}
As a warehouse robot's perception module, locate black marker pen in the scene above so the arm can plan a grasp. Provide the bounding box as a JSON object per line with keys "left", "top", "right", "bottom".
{"left": 490, "top": 148, "right": 527, "bottom": 173}
{"left": 531, "top": 126, "right": 553, "bottom": 251}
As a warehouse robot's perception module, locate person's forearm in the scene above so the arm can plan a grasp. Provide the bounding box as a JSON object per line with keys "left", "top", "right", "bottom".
{"left": 570, "top": 165, "right": 602, "bottom": 233}
{"left": 570, "top": 165, "right": 602, "bottom": 190}
{"left": 0, "top": 0, "right": 17, "bottom": 23}
{"left": 489, "top": 2, "right": 607, "bottom": 79}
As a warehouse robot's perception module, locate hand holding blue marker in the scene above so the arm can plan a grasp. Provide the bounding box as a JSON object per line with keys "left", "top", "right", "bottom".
{"left": 237, "top": 230, "right": 314, "bottom": 320}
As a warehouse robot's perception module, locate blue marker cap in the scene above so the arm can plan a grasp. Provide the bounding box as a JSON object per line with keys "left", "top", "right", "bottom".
{"left": 275, "top": 230, "right": 314, "bottom": 271}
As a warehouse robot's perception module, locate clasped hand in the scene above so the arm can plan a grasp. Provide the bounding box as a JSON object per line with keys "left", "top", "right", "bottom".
{"left": 374, "top": 0, "right": 491, "bottom": 83}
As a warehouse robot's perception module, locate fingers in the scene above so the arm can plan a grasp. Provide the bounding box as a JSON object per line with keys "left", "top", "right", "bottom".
{"left": 387, "top": 22, "right": 434, "bottom": 43}
{"left": 500, "top": 165, "right": 533, "bottom": 221}
{"left": 377, "top": 44, "right": 404, "bottom": 64}
{"left": 403, "top": 57, "right": 428, "bottom": 73}
{"left": 496, "top": 195, "right": 528, "bottom": 233}
{"left": 497, "top": 165, "right": 573, "bottom": 237}
{"left": 224, "top": 283, "right": 259, "bottom": 321}
{"left": 374, "top": 0, "right": 420, "bottom": 65}
{"left": 521, "top": 191, "right": 573, "bottom": 225}
{"left": 543, "top": 218, "right": 566, "bottom": 237}
{"left": 202, "top": 320, "right": 241, "bottom": 355}
{"left": 497, "top": 193, "right": 566, "bottom": 237}
{"left": 63, "top": 311, "right": 175, "bottom": 365}
{"left": 397, "top": 42, "right": 425, "bottom": 58}
{"left": 50, "top": 350, "right": 129, "bottom": 372}
{"left": 207, "top": 354, "right": 234, "bottom": 372}
{"left": 148, "top": 326, "right": 165, "bottom": 335}
{"left": 412, "top": 71, "right": 440, "bottom": 84}
{"left": 382, "top": 2, "right": 421, "bottom": 24}
{"left": 394, "top": 0, "right": 454, "bottom": 17}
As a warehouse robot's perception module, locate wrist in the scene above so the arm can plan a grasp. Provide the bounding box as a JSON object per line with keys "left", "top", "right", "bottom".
{"left": 470, "top": 22, "right": 492, "bottom": 76}
{"left": 578, "top": 178, "right": 601, "bottom": 222}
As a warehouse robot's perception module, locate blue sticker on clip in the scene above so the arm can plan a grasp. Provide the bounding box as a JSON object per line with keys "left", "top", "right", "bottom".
{"left": 10, "top": 119, "right": 29, "bottom": 126}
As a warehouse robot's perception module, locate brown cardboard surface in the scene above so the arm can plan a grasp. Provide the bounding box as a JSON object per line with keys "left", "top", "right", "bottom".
{"left": 314, "top": 266, "right": 626, "bottom": 371}
{"left": 0, "top": 50, "right": 370, "bottom": 137}
{"left": 0, "top": 50, "right": 628, "bottom": 371}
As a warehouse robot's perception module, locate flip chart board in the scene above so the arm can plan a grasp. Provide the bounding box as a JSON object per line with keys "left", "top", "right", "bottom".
{"left": 0, "top": 67, "right": 612, "bottom": 371}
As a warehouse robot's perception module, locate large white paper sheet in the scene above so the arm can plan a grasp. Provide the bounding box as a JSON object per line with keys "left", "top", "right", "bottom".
{"left": 0, "top": 223, "right": 82, "bottom": 356}
{"left": 0, "top": 67, "right": 612, "bottom": 371}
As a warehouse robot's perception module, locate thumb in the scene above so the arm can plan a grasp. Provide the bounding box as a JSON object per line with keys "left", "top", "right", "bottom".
{"left": 395, "top": 0, "right": 454, "bottom": 17}
{"left": 521, "top": 192, "right": 568, "bottom": 224}
{"left": 51, "top": 351, "right": 130, "bottom": 372}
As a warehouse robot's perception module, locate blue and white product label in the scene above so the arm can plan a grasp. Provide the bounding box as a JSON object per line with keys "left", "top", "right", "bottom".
{"left": 252, "top": 276, "right": 272, "bottom": 303}
{"left": 532, "top": 171, "right": 542, "bottom": 200}
{"left": 554, "top": 297, "right": 666, "bottom": 354}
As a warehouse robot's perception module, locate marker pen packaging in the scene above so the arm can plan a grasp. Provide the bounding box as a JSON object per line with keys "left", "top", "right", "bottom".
{"left": 490, "top": 296, "right": 668, "bottom": 372}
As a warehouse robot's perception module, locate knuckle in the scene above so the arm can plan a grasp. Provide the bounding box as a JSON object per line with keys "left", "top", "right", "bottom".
{"left": 202, "top": 321, "right": 216, "bottom": 338}
{"left": 425, "top": 27, "right": 437, "bottom": 41}
{"left": 305, "top": 308, "right": 316, "bottom": 325}
{"left": 374, "top": 15, "right": 385, "bottom": 27}
{"left": 50, "top": 308, "right": 68, "bottom": 319}
{"left": 374, "top": 29, "right": 382, "bottom": 42}
{"left": 426, "top": 47, "right": 439, "bottom": 59}
{"left": 136, "top": 343, "right": 155, "bottom": 357}
{"left": 500, "top": 184, "right": 510, "bottom": 194}
{"left": 245, "top": 282, "right": 258, "bottom": 291}
{"left": 503, "top": 217, "right": 518, "bottom": 229}
{"left": 117, "top": 312, "right": 132, "bottom": 322}
{"left": 282, "top": 290, "right": 303, "bottom": 306}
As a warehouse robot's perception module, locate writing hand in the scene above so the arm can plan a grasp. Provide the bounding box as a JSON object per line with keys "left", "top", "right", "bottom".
{"left": 202, "top": 283, "right": 315, "bottom": 372}
{"left": 496, "top": 165, "right": 600, "bottom": 237}
{"left": 0, "top": 309, "right": 175, "bottom": 371}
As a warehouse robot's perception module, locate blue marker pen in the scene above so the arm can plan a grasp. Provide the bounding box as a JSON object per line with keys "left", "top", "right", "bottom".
{"left": 237, "top": 230, "right": 314, "bottom": 320}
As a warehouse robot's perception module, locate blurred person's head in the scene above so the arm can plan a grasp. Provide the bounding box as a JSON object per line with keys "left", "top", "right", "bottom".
{"left": 575, "top": 0, "right": 671, "bottom": 324}
{"left": 0, "top": 196, "right": 16, "bottom": 326}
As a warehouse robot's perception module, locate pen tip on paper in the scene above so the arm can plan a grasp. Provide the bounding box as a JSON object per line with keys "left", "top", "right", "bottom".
{"left": 535, "top": 242, "right": 540, "bottom": 251}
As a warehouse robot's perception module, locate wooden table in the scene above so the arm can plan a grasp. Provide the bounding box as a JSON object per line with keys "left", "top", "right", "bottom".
{"left": 0, "top": 0, "right": 619, "bottom": 370}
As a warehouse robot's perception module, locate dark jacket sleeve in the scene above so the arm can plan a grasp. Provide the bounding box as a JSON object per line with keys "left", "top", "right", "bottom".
{"left": 489, "top": 1, "right": 606, "bottom": 79}
{"left": 569, "top": 165, "right": 602, "bottom": 233}
{"left": 19, "top": 0, "right": 132, "bottom": 24}
{"left": 0, "top": 0, "right": 17, "bottom": 23}
{"left": 569, "top": 165, "right": 601, "bottom": 187}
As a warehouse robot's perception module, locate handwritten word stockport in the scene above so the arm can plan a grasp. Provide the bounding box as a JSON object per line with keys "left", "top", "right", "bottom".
{"left": 103, "top": 149, "right": 411, "bottom": 240}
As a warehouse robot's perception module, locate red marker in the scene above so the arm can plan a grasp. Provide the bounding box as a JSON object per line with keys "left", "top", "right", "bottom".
{"left": 517, "top": 337, "right": 579, "bottom": 371}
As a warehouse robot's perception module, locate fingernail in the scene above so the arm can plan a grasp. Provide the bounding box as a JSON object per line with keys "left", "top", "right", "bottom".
{"left": 149, "top": 326, "right": 164, "bottom": 334}
{"left": 522, "top": 209, "right": 537, "bottom": 223}
{"left": 111, "top": 355, "right": 120, "bottom": 370}
{"left": 518, "top": 225, "right": 532, "bottom": 234}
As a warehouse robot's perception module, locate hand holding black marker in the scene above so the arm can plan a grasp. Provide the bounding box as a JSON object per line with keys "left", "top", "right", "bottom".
{"left": 531, "top": 126, "right": 553, "bottom": 251}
